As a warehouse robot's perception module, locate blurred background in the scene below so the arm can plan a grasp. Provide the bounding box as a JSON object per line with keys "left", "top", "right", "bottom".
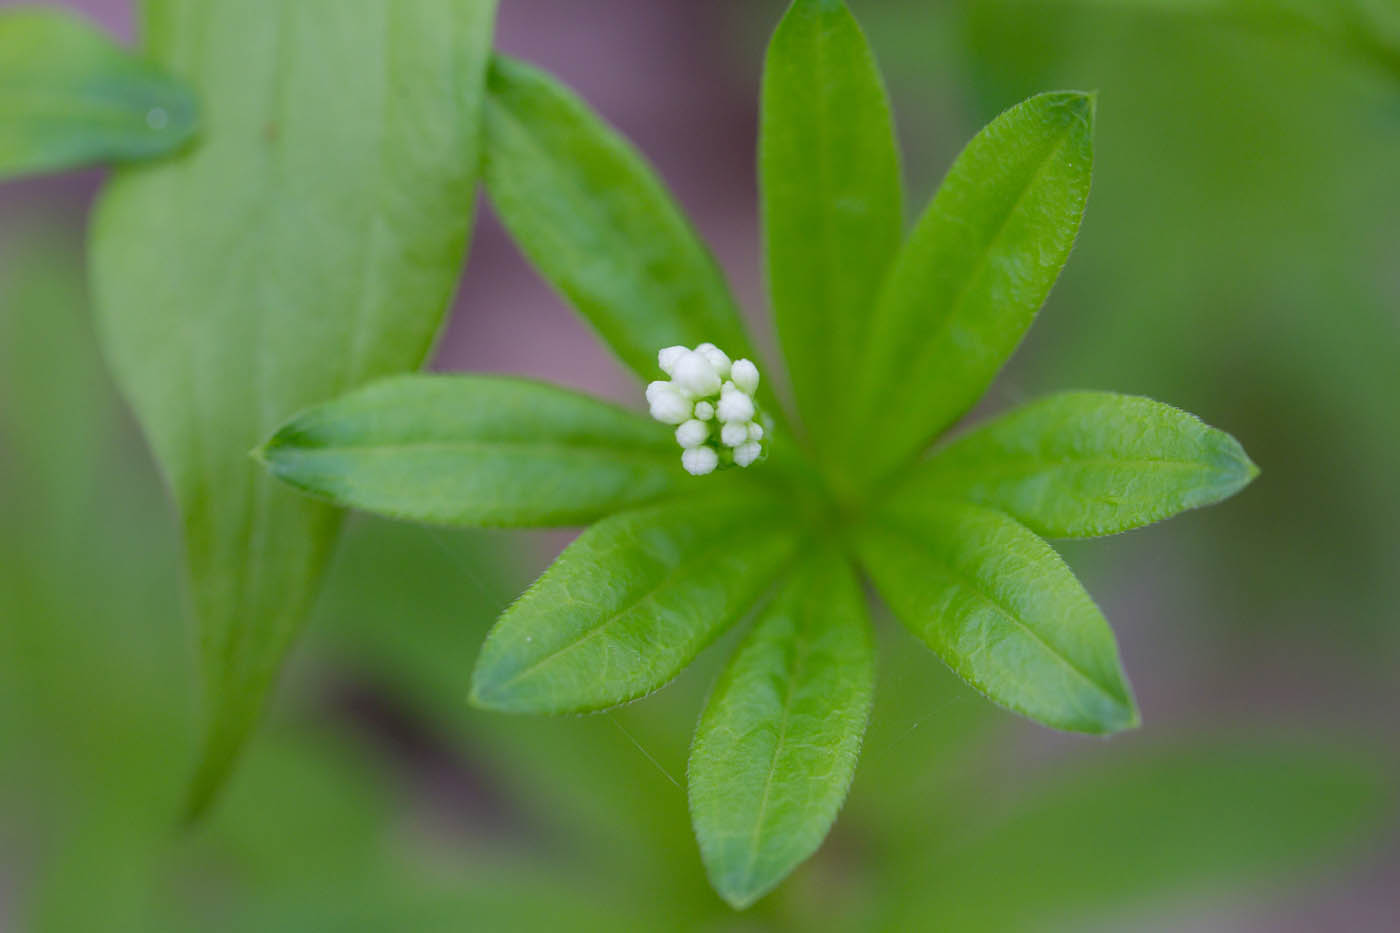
{"left": 2, "top": 0, "right": 1397, "bottom": 929}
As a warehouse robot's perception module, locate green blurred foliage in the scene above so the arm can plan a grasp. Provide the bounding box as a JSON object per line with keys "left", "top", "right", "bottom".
{"left": 963, "top": 0, "right": 1400, "bottom": 645}
{"left": 0, "top": 7, "right": 198, "bottom": 180}
{"left": 854, "top": 0, "right": 1400, "bottom": 648}
{"left": 0, "top": 214, "right": 1391, "bottom": 929}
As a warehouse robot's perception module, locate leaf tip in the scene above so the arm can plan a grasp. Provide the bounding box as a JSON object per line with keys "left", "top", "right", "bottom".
{"left": 1065, "top": 683, "right": 1139, "bottom": 737}
{"left": 1098, "top": 694, "right": 1141, "bottom": 736}
{"left": 467, "top": 663, "right": 530, "bottom": 714}
{"left": 1057, "top": 89, "right": 1097, "bottom": 127}
{"left": 1214, "top": 433, "right": 1261, "bottom": 500}
{"left": 710, "top": 870, "right": 774, "bottom": 911}
{"left": 466, "top": 673, "right": 503, "bottom": 711}
{"left": 787, "top": 0, "right": 847, "bottom": 15}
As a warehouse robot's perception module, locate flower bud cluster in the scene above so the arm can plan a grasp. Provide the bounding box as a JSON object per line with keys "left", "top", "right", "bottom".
{"left": 646, "top": 343, "right": 764, "bottom": 475}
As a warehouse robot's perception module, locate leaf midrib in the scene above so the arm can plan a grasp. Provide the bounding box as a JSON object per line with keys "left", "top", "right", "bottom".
{"left": 873, "top": 117, "right": 1081, "bottom": 449}
{"left": 486, "top": 75, "right": 741, "bottom": 376}
{"left": 270, "top": 437, "right": 676, "bottom": 463}
{"left": 486, "top": 515, "right": 786, "bottom": 697}
{"left": 921, "top": 454, "right": 1224, "bottom": 483}
{"left": 740, "top": 601, "right": 813, "bottom": 894}
{"left": 876, "top": 516, "right": 1126, "bottom": 713}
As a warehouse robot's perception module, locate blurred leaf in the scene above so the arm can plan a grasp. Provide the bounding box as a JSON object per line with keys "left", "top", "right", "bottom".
{"left": 471, "top": 493, "right": 799, "bottom": 714}
{"left": 167, "top": 724, "right": 671, "bottom": 932}
{"left": 1020, "top": 0, "right": 1400, "bottom": 79}
{"left": 844, "top": 92, "right": 1094, "bottom": 492}
{"left": 229, "top": 881, "right": 666, "bottom": 933}
{"left": 483, "top": 56, "right": 770, "bottom": 407}
{"left": 200, "top": 730, "right": 396, "bottom": 888}
{"left": 903, "top": 392, "right": 1258, "bottom": 538}
{"left": 309, "top": 518, "right": 726, "bottom": 911}
{"left": 261, "top": 374, "right": 681, "bottom": 527}
{"left": 856, "top": 499, "right": 1137, "bottom": 734}
{"left": 0, "top": 7, "right": 196, "bottom": 180}
{"left": 897, "top": 741, "right": 1391, "bottom": 931}
{"left": 0, "top": 222, "right": 191, "bottom": 933}
{"left": 690, "top": 545, "right": 874, "bottom": 909}
{"left": 0, "top": 224, "right": 111, "bottom": 531}
{"left": 89, "top": 0, "right": 498, "bottom": 817}
{"left": 761, "top": 0, "right": 902, "bottom": 452}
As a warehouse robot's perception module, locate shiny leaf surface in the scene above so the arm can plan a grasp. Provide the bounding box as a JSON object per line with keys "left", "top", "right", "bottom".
{"left": 761, "top": 0, "right": 902, "bottom": 449}
{"left": 689, "top": 544, "right": 874, "bottom": 909}
{"left": 471, "top": 493, "right": 799, "bottom": 714}
{"left": 844, "top": 91, "right": 1095, "bottom": 490}
{"left": 904, "top": 392, "right": 1258, "bottom": 537}
{"left": 857, "top": 499, "right": 1137, "bottom": 734}
{"left": 261, "top": 374, "right": 682, "bottom": 528}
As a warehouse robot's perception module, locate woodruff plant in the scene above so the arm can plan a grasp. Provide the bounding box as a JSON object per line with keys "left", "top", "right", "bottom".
{"left": 258, "top": 0, "right": 1256, "bottom": 909}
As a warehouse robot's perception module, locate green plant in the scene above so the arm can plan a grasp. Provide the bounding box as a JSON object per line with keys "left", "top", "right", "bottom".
{"left": 86, "top": 0, "right": 499, "bottom": 819}
{"left": 256, "top": 0, "right": 1257, "bottom": 908}
{"left": 0, "top": 6, "right": 196, "bottom": 177}
{"left": 4, "top": 228, "right": 1384, "bottom": 933}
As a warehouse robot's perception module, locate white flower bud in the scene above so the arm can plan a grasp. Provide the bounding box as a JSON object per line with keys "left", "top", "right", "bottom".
{"left": 716, "top": 385, "right": 755, "bottom": 423}
{"left": 649, "top": 344, "right": 765, "bottom": 475}
{"left": 658, "top": 345, "right": 688, "bottom": 375}
{"left": 730, "top": 359, "right": 760, "bottom": 395}
{"left": 648, "top": 383, "right": 692, "bottom": 424}
{"left": 671, "top": 350, "right": 722, "bottom": 396}
{"left": 681, "top": 446, "right": 719, "bottom": 476}
{"left": 720, "top": 422, "right": 749, "bottom": 447}
{"left": 675, "top": 419, "right": 709, "bottom": 448}
{"left": 695, "top": 343, "right": 731, "bottom": 378}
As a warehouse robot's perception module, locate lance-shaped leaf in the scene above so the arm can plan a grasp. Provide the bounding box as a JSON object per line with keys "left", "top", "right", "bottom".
{"left": 904, "top": 392, "right": 1259, "bottom": 538}
{"left": 260, "top": 374, "right": 683, "bottom": 528}
{"left": 761, "top": 0, "right": 902, "bottom": 449}
{"left": 483, "top": 57, "right": 771, "bottom": 406}
{"left": 892, "top": 742, "right": 1388, "bottom": 931}
{"left": 0, "top": 7, "right": 197, "bottom": 180}
{"left": 689, "top": 544, "right": 874, "bottom": 909}
{"left": 856, "top": 500, "right": 1136, "bottom": 734}
{"left": 844, "top": 92, "right": 1095, "bottom": 490}
{"left": 470, "top": 494, "right": 799, "bottom": 714}
{"left": 90, "top": 0, "right": 498, "bottom": 817}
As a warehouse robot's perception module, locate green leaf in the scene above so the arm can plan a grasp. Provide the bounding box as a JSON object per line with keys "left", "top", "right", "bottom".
{"left": 903, "top": 392, "right": 1259, "bottom": 538}
{"left": 842, "top": 91, "right": 1095, "bottom": 492}
{"left": 761, "top": 0, "right": 903, "bottom": 449}
{"left": 470, "top": 493, "right": 799, "bottom": 715}
{"left": 483, "top": 56, "right": 765, "bottom": 394}
{"left": 89, "top": 0, "right": 498, "bottom": 818}
{"left": 856, "top": 499, "right": 1137, "bottom": 734}
{"left": 260, "top": 374, "right": 684, "bottom": 528}
{"left": 895, "top": 741, "right": 1389, "bottom": 931}
{"left": 0, "top": 8, "right": 197, "bottom": 180}
{"left": 689, "top": 544, "right": 874, "bottom": 909}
